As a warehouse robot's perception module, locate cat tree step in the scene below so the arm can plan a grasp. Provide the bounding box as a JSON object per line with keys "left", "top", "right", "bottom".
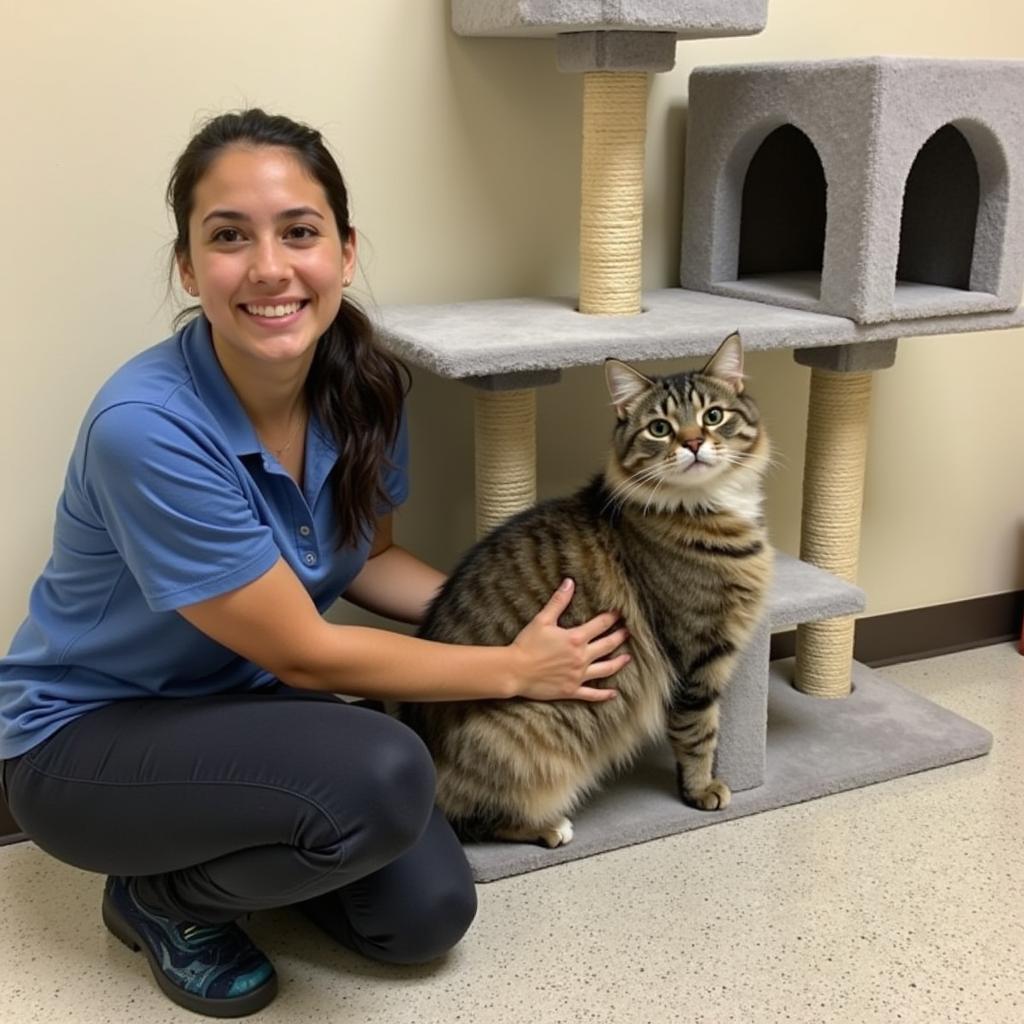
{"left": 452, "top": 0, "right": 768, "bottom": 39}
{"left": 375, "top": 288, "right": 1024, "bottom": 381}
{"left": 715, "top": 552, "right": 863, "bottom": 798}
{"left": 464, "top": 658, "right": 993, "bottom": 882}
{"left": 767, "top": 551, "right": 865, "bottom": 630}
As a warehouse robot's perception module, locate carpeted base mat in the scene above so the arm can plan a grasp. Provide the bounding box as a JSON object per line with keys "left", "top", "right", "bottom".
{"left": 465, "top": 659, "right": 992, "bottom": 882}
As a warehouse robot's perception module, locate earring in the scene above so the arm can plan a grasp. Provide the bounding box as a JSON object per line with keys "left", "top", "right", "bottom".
{"left": 343, "top": 277, "right": 352, "bottom": 287}
{"left": 185, "top": 283, "right": 197, "bottom": 297}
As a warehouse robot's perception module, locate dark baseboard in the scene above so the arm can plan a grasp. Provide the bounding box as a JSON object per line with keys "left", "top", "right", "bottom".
{"left": 770, "top": 589, "right": 1024, "bottom": 667}
{"left": 2, "top": 590, "right": 1021, "bottom": 844}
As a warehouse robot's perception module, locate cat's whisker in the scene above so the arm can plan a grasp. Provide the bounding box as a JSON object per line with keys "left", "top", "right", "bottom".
{"left": 602, "top": 465, "right": 666, "bottom": 515}
{"left": 630, "top": 473, "right": 671, "bottom": 516}
{"left": 645, "top": 472, "right": 670, "bottom": 515}
{"left": 641, "top": 474, "right": 662, "bottom": 516}
{"left": 606, "top": 483, "right": 652, "bottom": 516}
{"left": 604, "top": 465, "right": 659, "bottom": 500}
{"left": 719, "top": 451, "right": 759, "bottom": 467}
{"left": 601, "top": 478, "right": 639, "bottom": 513}
{"left": 631, "top": 462, "right": 668, "bottom": 484}
{"left": 724, "top": 451, "right": 786, "bottom": 475}
{"left": 630, "top": 464, "right": 679, "bottom": 516}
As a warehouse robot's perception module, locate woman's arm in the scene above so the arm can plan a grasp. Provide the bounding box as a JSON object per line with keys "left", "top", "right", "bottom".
{"left": 177, "top": 557, "right": 629, "bottom": 703}
{"left": 342, "top": 514, "right": 445, "bottom": 625}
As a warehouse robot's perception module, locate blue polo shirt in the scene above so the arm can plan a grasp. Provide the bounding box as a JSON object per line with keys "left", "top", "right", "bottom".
{"left": 0, "top": 316, "right": 409, "bottom": 760}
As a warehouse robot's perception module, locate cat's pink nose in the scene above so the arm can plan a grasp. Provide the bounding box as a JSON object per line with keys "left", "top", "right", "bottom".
{"left": 682, "top": 438, "right": 703, "bottom": 453}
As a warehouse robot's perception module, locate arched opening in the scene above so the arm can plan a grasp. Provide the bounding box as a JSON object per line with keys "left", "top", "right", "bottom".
{"left": 736, "top": 124, "right": 827, "bottom": 300}
{"left": 896, "top": 124, "right": 979, "bottom": 293}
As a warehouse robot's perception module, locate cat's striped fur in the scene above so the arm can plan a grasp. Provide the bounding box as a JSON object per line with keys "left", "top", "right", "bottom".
{"left": 401, "top": 333, "right": 772, "bottom": 847}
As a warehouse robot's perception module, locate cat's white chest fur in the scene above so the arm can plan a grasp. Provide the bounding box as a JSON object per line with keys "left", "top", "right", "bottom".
{"left": 679, "top": 474, "right": 764, "bottom": 523}
{"left": 710, "top": 478, "right": 764, "bottom": 522}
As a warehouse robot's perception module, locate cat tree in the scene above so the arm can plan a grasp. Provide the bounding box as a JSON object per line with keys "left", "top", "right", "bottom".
{"left": 375, "top": 1, "right": 1023, "bottom": 880}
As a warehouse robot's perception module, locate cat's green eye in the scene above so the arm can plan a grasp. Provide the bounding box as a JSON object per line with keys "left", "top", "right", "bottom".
{"left": 647, "top": 418, "right": 673, "bottom": 438}
{"left": 703, "top": 407, "right": 725, "bottom": 426}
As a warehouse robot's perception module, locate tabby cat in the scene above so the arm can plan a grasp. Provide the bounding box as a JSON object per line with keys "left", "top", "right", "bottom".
{"left": 401, "top": 332, "right": 772, "bottom": 847}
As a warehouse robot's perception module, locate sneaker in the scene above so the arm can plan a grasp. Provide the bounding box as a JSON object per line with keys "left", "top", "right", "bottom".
{"left": 102, "top": 876, "right": 278, "bottom": 1017}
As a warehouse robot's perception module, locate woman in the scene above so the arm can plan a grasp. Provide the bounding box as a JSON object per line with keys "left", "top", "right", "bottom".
{"left": 0, "top": 110, "right": 630, "bottom": 1017}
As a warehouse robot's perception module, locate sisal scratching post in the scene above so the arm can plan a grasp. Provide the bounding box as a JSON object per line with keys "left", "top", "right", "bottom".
{"left": 448, "top": 12, "right": 701, "bottom": 535}
{"left": 474, "top": 389, "right": 537, "bottom": 538}
{"left": 795, "top": 368, "right": 873, "bottom": 697}
{"left": 471, "top": 66, "right": 651, "bottom": 533}
{"left": 579, "top": 72, "right": 649, "bottom": 315}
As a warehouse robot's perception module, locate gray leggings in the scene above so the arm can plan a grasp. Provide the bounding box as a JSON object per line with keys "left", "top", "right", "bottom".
{"left": 1, "top": 683, "right": 477, "bottom": 965}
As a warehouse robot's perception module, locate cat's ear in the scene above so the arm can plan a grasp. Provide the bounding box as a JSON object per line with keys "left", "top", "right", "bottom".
{"left": 605, "top": 359, "right": 655, "bottom": 419}
{"left": 701, "top": 331, "right": 745, "bottom": 393}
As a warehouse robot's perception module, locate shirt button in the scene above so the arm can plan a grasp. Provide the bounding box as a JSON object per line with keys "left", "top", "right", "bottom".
{"left": 299, "top": 525, "right": 311, "bottom": 537}
{"left": 304, "top": 553, "right": 317, "bottom": 566}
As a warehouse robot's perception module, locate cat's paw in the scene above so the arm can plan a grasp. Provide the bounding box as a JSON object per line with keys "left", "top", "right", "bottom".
{"left": 683, "top": 779, "right": 731, "bottom": 811}
{"left": 493, "top": 816, "right": 575, "bottom": 847}
{"left": 539, "top": 817, "right": 575, "bottom": 848}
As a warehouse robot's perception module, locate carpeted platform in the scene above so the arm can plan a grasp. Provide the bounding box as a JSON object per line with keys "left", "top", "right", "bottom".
{"left": 465, "top": 658, "right": 993, "bottom": 882}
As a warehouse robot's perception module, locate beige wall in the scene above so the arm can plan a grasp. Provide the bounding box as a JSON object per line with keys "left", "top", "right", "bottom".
{"left": 3, "top": 0, "right": 1024, "bottom": 646}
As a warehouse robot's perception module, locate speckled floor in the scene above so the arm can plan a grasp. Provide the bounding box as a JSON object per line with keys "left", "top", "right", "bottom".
{"left": 1, "top": 643, "right": 1021, "bottom": 1024}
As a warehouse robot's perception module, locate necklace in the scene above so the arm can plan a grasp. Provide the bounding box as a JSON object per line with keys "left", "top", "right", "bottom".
{"left": 259, "top": 407, "right": 305, "bottom": 458}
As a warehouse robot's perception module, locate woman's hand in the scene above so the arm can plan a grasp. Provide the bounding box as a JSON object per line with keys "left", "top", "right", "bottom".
{"left": 508, "top": 578, "right": 629, "bottom": 702}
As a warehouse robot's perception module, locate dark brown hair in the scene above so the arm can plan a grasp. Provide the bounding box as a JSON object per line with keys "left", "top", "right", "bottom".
{"left": 166, "top": 109, "right": 409, "bottom": 549}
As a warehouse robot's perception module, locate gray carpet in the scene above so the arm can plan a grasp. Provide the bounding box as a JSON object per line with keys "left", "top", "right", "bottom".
{"left": 465, "top": 659, "right": 992, "bottom": 882}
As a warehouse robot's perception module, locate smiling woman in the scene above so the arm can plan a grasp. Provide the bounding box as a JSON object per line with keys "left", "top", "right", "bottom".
{"left": 0, "top": 108, "right": 628, "bottom": 1017}
{"left": 180, "top": 151, "right": 350, "bottom": 387}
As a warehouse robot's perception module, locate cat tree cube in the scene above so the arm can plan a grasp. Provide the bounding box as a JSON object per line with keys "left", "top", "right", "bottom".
{"left": 680, "top": 58, "right": 1024, "bottom": 325}
{"left": 372, "top": 6, "right": 1019, "bottom": 880}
